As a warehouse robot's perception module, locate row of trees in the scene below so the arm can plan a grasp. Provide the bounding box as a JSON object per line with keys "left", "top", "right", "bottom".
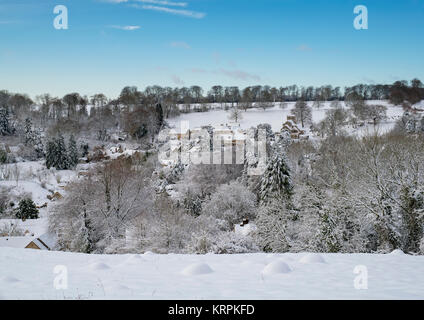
{"left": 1, "top": 79, "right": 423, "bottom": 124}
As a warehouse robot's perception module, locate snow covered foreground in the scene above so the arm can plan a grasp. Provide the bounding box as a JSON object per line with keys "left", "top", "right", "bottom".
{"left": 0, "top": 248, "right": 423, "bottom": 300}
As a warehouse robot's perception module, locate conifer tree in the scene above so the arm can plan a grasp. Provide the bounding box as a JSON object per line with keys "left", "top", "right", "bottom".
{"left": 45, "top": 134, "right": 70, "bottom": 170}
{"left": 0, "top": 107, "right": 15, "bottom": 136}
{"left": 16, "top": 198, "right": 39, "bottom": 220}
{"left": 67, "top": 135, "right": 79, "bottom": 169}
{"left": 259, "top": 152, "right": 293, "bottom": 203}
{"left": 24, "top": 118, "right": 33, "bottom": 145}
{"left": 55, "top": 134, "right": 69, "bottom": 170}
{"left": 45, "top": 140, "right": 56, "bottom": 169}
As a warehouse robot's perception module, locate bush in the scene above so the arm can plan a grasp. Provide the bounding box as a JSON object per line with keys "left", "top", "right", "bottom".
{"left": 202, "top": 181, "right": 257, "bottom": 231}
{"left": 211, "top": 232, "right": 259, "bottom": 254}
{"left": 16, "top": 198, "right": 39, "bottom": 220}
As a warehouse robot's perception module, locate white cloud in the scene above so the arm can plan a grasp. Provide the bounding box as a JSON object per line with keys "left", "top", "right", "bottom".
{"left": 135, "top": 0, "right": 188, "bottom": 7}
{"left": 110, "top": 25, "right": 141, "bottom": 30}
{"left": 103, "top": 0, "right": 188, "bottom": 7}
{"left": 132, "top": 4, "right": 205, "bottom": 19}
{"left": 102, "top": 0, "right": 128, "bottom": 3}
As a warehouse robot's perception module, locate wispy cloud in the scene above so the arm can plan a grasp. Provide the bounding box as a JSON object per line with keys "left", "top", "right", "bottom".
{"left": 131, "top": 4, "right": 205, "bottom": 19}
{"left": 110, "top": 25, "right": 141, "bottom": 30}
{"left": 170, "top": 41, "right": 191, "bottom": 49}
{"left": 135, "top": 0, "right": 188, "bottom": 7}
{"left": 103, "top": 0, "right": 205, "bottom": 19}
{"left": 171, "top": 75, "right": 185, "bottom": 85}
{"left": 189, "top": 68, "right": 261, "bottom": 81}
{"left": 104, "top": 0, "right": 188, "bottom": 6}
{"left": 216, "top": 69, "right": 261, "bottom": 81}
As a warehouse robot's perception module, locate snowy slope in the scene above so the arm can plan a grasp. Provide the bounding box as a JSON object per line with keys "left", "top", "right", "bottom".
{"left": 168, "top": 101, "right": 405, "bottom": 136}
{"left": 0, "top": 160, "right": 79, "bottom": 240}
{"left": 0, "top": 248, "right": 423, "bottom": 300}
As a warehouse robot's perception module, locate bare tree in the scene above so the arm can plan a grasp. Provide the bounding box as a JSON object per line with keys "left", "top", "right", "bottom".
{"left": 291, "top": 100, "right": 312, "bottom": 128}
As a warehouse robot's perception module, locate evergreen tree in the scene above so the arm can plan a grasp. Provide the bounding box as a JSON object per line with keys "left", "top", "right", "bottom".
{"left": 45, "top": 140, "right": 56, "bottom": 169}
{"left": 23, "top": 118, "right": 44, "bottom": 158}
{"left": 24, "top": 118, "right": 33, "bottom": 145}
{"left": 255, "top": 199, "right": 292, "bottom": 252}
{"left": 316, "top": 209, "right": 341, "bottom": 253}
{"left": 80, "top": 143, "right": 89, "bottom": 158}
{"left": 67, "top": 135, "right": 79, "bottom": 169}
{"left": 32, "top": 129, "right": 45, "bottom": 158}
{"left": 259, "top": 152, "right": 293, "bottom": 203}
{"left": 55, "top": 134, "right": 69, "bottom": 170}
{"left": 0, "top": 107, "right": 15, "bottom": 136}
{"left": 155, "top": 103, "right": 164, "bottom": 131}
{"left": 399, "top": 186, "right": 424, "bottom": 253}
{"left": 16, "top": 198, "right": 39, "bottom": 220}
{"left": 45, "top": 134, "right": 70, "bottom": 170}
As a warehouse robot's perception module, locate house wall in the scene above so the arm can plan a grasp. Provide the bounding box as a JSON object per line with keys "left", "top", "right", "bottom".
{"left": 25, "top": 242, "right": 41, "bottom": 250}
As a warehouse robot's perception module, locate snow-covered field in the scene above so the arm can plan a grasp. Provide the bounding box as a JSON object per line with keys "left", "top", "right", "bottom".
{"left": 169, "top": 101, "right": 405, "bottom": 136}
{"left": 0, "top": 248, "right": 423, "bottom": 300}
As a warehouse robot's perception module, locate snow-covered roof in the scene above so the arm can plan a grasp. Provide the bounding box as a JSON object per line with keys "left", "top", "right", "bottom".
{"left": 37, "top": 233, "right": 57, "bottom": 250}
{"left": 0, "top": 236, "right": 33, "bottom": 248}
{"left": 0, "top": 232, "right": 57, "bottom": 250}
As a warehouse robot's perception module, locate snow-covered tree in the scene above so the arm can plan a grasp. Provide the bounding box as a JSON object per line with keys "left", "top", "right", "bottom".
{"left": 259, "top": 152, "right": 293, "bottom": 203}
{"left": 24, "top": 118, "right": 33, "bottom": 145}
{"left": 0, "top": 107, "right": 15, "bottom": 136}
{"left": 228, "top": 105, "right": 243, "bottom": 123}
{"left": 45, "top": 134, "right": 70, "bottom": 170}
{"left": 16, "top": 198, "right": 39, "bottom": 220}
{"left": 23, "top": 118, "right": 44, "bottom": 158}
{"left": 399, "top": 186, "right": 424, "bottom": 253}
{"left": 67, "top": 135, "right": 79, "bottom": 169}
{"left": 291, "top": 100, "right": 312, "bottom": 128}
{"left": 255, "top": 198, "right": 293, "bottom": 252}
{"left": 202, "top": 181, "right": 257, "bottom": 231}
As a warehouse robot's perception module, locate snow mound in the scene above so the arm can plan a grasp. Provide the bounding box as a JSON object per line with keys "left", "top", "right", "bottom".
{"left": 299, "top": 253, "right": 326, "bottom": 264}
{"left": 390, "top": 249, "right": 405, "bottom": 255}
{"left": 262, "top": 261, "right": 292, "bottom": 275}
{"left": 182, "top": 263, "right": 214, "bottom": 276}
{"left": 1, "top": 276, "right": 20, "bottom": 283}
{"left": 144, "top": 251, "right": 155, "bottom": 255}
{"left": 89, "top": 262, "right": 110, "bottom": 270}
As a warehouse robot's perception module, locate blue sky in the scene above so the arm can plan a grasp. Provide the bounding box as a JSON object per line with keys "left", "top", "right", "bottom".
{"left": 0, "top": 0, "right": 424, "bottom": 98}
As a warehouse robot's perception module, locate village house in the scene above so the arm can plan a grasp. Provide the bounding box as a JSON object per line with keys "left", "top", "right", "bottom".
{"left": 0, "top": 233, "right": 57, "bottom": 251}
{"left": 281, "top": 116, "right": 308, "bottom": 140}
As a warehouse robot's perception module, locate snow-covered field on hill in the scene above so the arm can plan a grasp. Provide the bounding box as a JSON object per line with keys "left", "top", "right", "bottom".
{"left": 0, "top": 248, "right": 423, "bottom": 300}
{"left": 168, "top": 101, "right": 404, "bottom": 136}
